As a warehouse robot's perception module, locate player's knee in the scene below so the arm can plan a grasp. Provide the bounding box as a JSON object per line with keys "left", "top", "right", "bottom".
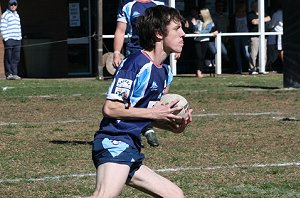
{"left": 93, "top": 189, "right": 119, "bottom": 198}
{"left": 173, "top": 188, "right": 185, "bottom": 198}
{"left": 163, "top": 186, "right": 184, "bottom": 198}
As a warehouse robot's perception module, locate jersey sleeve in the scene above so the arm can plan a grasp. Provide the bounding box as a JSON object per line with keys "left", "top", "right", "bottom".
{"left": 106, "top": 54, "right": 145, "bottom": 106}
{"left": 117, "top": 2, "right": 133, "bottom": 24}
{"left": 106, "top": 68, "right": 136, "bottom": 103}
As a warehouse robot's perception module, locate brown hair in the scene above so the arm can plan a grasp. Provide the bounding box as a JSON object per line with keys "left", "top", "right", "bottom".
{"left": 137, "top": 5, "right": 183, "bottom": 51}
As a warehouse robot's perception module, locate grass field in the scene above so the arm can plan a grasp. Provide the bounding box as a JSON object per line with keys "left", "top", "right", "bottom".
{"left": 0, "top": 73, "right": 299, "bottom": 198}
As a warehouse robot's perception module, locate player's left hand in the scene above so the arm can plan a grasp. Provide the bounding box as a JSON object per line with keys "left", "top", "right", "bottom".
{"left": 168, "top": 108, "right": 193, "bottom": 133}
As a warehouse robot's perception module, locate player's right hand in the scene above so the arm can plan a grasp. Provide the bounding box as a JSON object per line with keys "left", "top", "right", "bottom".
{"left": 113, "top": 53, "right": 123, "bottom": 68}
{"left": 152, "top": 100, "right": 183, "bottom": 122}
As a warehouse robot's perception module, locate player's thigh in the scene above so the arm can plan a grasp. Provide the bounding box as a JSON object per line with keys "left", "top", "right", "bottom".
{"left": 127, "top": 165, "right": 184, "bottom": 198}
{"left": 95, "top": 162, "right": 130, "bottom": 197}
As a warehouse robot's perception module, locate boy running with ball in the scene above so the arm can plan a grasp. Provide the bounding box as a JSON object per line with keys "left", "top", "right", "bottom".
{"left": 85, "top": 5, "right": 192, "bottom": 198}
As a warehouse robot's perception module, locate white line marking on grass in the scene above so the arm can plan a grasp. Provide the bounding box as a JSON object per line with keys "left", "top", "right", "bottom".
{"left": 156, "top": 162, "right": 300, "bottom": 172}
{"left": 0, "top": 112, "right": 285, "bottom": 126}
{"left": 193, "top": 112, "right": 284, "bottom": 117}
{"left": 1, "top": 86, "right": 15, "bottom": 91}
{"left": 1, "top": 162, "right": 300, "bottom": 184}
{"left": 0, "top": 122, "right": 17, "bottom": 126}
{"left": 28, "top": 94, "right": 83, "bottom": 98}
{"left": 28, "top": 95, "right": 57, "bottom": 98}
{"left": 0, "top": 120, "right": 87, "bottom": 126}
{"left": 0, "top": 173, "right": 96, "bottom": 183}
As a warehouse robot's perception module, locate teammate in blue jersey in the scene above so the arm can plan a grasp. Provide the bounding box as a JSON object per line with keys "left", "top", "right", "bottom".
{"left": 115, "top": 0, "right": 165, "bottom": 56}
{"left": 85, "top": 5, "right": 192, "bottom": 198}
{"left": 113, "top": 0, "right": 168, "bottom": 147}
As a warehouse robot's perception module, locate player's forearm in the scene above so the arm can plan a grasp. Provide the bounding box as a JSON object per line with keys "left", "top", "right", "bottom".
{"left": 102, "top": 100, "right": 156, "bottom": 120}
{"left": 113, "top": 32, "right": 125, "bottom": 53}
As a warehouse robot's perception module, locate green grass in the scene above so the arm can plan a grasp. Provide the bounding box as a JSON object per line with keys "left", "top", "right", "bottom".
{"left": 0, "top": 73, "right": 300, "bottom": 197}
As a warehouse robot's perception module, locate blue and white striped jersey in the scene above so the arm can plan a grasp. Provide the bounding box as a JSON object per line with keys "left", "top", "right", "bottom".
{"left": 95, "top": 50, "right": 173, "bottom": 150}
{"left": 0, "top": 9, "right": 22, "bottom": 41}
{"left": 117, "top": 0, "right": 165, "bottom": 51}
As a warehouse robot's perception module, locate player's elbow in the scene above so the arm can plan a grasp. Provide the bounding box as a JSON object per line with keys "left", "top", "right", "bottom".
{"left": 102, "top": 100, "right": 124, "bottom": 118}
{"left": 102, "top": 104, "right": 113, "bottom": 118}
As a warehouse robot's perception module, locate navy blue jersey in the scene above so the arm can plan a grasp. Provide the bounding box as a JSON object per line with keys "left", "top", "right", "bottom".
{"left": 117, "top": 0, "right": 165, "bottom": 51}
{"left": 95, "top": 50, "right": 173, "bottom": 150}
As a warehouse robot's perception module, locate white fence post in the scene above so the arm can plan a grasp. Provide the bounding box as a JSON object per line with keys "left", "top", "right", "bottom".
{"left": 215, "top": 34, "right": 222, "bottom": 74}
{"left": 170, "top": 53, "right": 177, "bottom": 75}
{"left": 258, "top": 0, "right": 266, "bottom": 73}
{"left": 169, "top": 0, "right": 177, "bottom": 75}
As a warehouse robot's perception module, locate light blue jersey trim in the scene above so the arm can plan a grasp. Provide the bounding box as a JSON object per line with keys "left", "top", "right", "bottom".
{"left": 130, "top": 62, "right": 152, "bottom": 106}
{"left": 102, "top": 138, "right": 130, "bottom": 158}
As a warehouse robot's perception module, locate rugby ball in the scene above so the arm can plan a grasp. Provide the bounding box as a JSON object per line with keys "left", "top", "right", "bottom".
{"left": 160, "top": 93, "right": 189, "bottom": 118}
{"left": 103, "top": 52, "right": 124, "bottom": 75}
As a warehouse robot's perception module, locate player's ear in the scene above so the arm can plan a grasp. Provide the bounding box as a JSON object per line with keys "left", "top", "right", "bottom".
{"left": 155, "top": 31, "right": 163, "bottom": 40}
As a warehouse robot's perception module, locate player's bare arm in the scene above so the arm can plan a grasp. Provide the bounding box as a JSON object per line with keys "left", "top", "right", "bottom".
{"left": 113, "top": 22, "right": 127, "bottom": 67}
{"left": 102, "top": 99, "right": 184, "bottom": 121}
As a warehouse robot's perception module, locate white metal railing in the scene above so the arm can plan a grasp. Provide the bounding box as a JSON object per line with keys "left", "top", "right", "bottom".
{"left": 102, "top": 31, "right": 283, "bottom": 75}
{"left": 214, "top": 32, "right": 283, "bottom": 74}
{"left": 104, "top": 0, "right": 280, "bottom": 75}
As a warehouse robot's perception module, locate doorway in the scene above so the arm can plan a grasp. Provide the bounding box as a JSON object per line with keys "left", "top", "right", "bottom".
{"left": 67, "top": 0, "right": 92, "bottom": 76}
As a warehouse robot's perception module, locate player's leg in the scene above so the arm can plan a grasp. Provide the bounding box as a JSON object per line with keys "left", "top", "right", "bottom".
{"left": 127, "top": 165, "right": 184, "bottom": 198}
{"left": 85, "top": 162, "right": 130, "bottom": 198}
{"left": 86, "top": 137, "right": 135, "bottom": 198}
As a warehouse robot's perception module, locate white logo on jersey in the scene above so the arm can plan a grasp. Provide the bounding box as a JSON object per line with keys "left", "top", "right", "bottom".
{"left": 132, "top": 11, "right": 141, "bottom": 18}
{"left": 150, "top": 81, "right": 158, "bottom": 91}
{"left": 116, "top": 78, "right": 133, "bottom": 89}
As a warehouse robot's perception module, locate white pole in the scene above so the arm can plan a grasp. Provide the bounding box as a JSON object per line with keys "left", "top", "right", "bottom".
{"left": 97, "top": 0, "right": 103, "bottom": 80}
{"left": 215, "top": 34, "right": 222, "bottom": 74}
{"left": 169, "top": 0, "right": 177, "bottom": 75}
{"left": 168, "top": 0, "right": 175, "bottom": 8}
{"left": 169, "top": 53, "right": 177, "bottom": 75}
{"left": 258, "top": 0, "right": 266, "bottom": 73}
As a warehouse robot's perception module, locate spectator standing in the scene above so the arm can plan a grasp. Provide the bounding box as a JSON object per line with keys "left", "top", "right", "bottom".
{"left": 112, "top": 0, "right": 166, "bottom": 147}
{"left": 0, "top": 0, "right": 22, "bottom": 80}
{"left": 266, "top": 19, "right": 278, "bottom": 71}
{"left": 182, "top": 7, "right": 198, "bottom": 34}
{"left": 210, "top": 0, "right": 230, "bottom": 66}
{"left": 191, "top": 8, "right": 218, "bottom": 78}
{"left": 212, "top": 0, "right": 229, "bottom": 34}
{"left": 231, "top": 1, "right": 250, "bottom": 74}
{"left": 247, "top": 0, "right": 271, "bottom": 75}
{"left": 265, "top": 0, "right": 283, "bottom": 72}
{"left": 270, "top": 0, "right": 283, "bottom": 62}
{"left": 85, "top": 5, "right": 192, "bottom": 198}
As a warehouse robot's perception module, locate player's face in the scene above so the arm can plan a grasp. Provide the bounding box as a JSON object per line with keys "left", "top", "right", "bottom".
{"left": 164, "top": 21, "right": 185, "bottom": 54}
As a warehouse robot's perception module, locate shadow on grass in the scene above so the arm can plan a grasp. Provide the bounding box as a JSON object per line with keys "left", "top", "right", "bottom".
{"left": 50, "top": 140, "right": 92, "bottom": 145}
{"left": 280, "top": 117, "right": 300, "bottom": 121}
{"left": 229, "top": 85, "right": 281, "bottom": 90}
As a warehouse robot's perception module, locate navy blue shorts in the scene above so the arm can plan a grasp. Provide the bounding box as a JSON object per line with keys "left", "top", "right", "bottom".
{"left": 92, "top": 137, "right": 145, "bottom": 178}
